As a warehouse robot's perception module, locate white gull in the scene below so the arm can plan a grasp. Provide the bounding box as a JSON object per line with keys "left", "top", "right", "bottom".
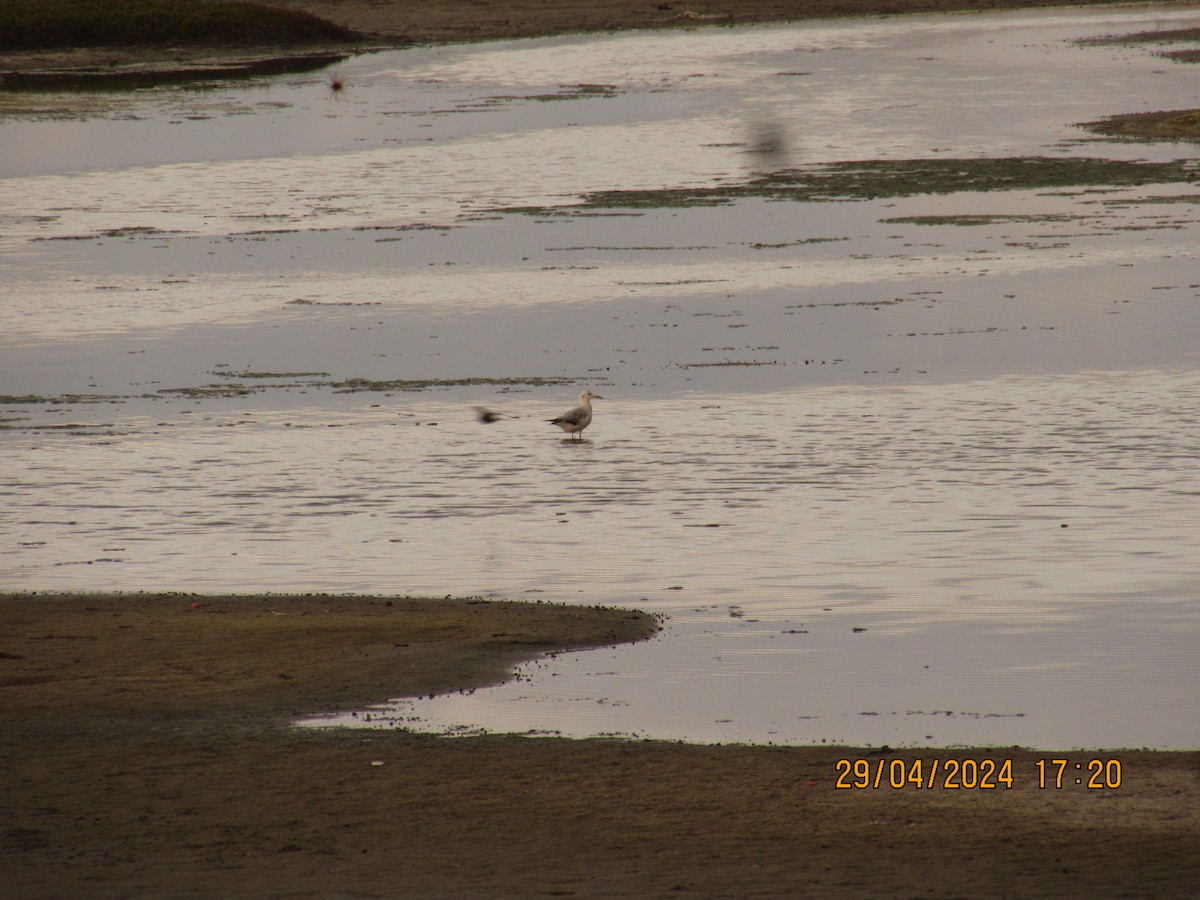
{"left": 549, "top": 391, "right": 603, "bottom": 439}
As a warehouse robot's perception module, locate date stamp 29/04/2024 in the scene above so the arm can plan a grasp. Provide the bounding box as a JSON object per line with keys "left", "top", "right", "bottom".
{"left": 834, "top": 757, "right": 1124, "bottom": 791}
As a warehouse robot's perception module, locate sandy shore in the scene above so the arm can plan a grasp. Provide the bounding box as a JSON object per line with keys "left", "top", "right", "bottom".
{"left": 2, "top": 593, "right": 1198, "bottom": 898}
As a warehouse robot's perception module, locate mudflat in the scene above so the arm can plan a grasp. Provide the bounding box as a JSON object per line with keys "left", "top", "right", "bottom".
{"left": 3, "top": 0, "right": 1195, "bottom": 138}
{"left": 3, "top": 1, "right": 1199, "bottom": 896}
{"left": 269, "top": 0, "right": 1149, "bottom": 45}
{"left": 2, "top": 593, "right": 1198, "bottom": 898}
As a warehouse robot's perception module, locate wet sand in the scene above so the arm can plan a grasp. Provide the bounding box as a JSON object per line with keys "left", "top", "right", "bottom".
{"left": 4, "top": 1, "right": 1200, "bottom": 896}
{"left": 4, "top": 0, "right": 1196, "bottom": 138}
{"left": 268, "top": 0, "right": 1166, "bottom": 45}
{"left": 3, "top": 592, "right": 1198, "bottom": 898}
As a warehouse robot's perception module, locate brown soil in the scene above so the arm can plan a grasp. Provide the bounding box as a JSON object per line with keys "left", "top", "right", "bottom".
{"left": 266, "top": 0, "right": 1152, "bottom": 45}
{"left": 2, "top": 593, "right": 1199, "bottom": 898}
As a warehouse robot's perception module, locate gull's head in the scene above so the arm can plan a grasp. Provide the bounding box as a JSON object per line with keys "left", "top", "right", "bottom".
{"left": 581, "top": 391, "right": 604, "bottom": 402}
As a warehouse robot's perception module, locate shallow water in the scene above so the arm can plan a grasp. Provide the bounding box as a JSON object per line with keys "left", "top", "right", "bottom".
{"left": 3, "top": 6, "right": 1199, "bottom": 748}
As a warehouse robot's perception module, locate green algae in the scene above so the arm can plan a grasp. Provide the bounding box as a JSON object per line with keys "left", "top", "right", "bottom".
{"left": 497, "top": 157, "right": 1200, "bottom": 216}
{"left": 0, "top": 393, "right": 125, "bottom": 405}
{"left": 157, "top": 384, "right": 258, "bottom": 398}
{"left": 1, "top": 375, "right": 588, "bottom": 413}
{"left": 491, "top": 83, "right": 618, "bottom": 103}
{"left": 330, "top": 376, "right": 579, "bottom": 393}
{"left": 880, "top": 213, "right": 1089, "bottom": 226}
{"left": 1081, "top": 110, "right": 1200, "bottom": 143}
{"left": 447, "top": 83, "right": 620, "bottom": 115}
{"left": 213, "top": 370, "right": 331, "bottom": 379}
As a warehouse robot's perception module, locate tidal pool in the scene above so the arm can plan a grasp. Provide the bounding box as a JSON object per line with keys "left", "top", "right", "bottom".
{"left": 3, "top": 5, "right": 1199, "bottom": 748}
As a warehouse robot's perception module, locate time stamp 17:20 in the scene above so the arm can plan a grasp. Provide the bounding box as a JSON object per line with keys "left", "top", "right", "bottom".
{"left": 834, "top": 757, "right": 1124, "bottom": 791}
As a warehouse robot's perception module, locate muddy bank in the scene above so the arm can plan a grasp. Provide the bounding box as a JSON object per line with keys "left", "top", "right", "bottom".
{"left": 0, "top": 0, "right": 1175, "bottom": 76}
{"left": 5, "top": 0, "right": 1199, "bottom": 140}
{"left": 0, "top": 593, "right": 658, "bottom": 725}
{"left": 2, "top": 593, "right": 1198, "bottom": 898}
{"left": 270, "top": 0, "right": 1149, "bottom": 45}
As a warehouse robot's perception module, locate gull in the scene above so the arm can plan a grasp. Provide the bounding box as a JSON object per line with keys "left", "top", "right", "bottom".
{"left": 549, "top": 391, "right": 603, "bottom": 439}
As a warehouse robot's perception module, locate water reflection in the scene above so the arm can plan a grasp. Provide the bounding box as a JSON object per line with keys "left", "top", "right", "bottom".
{"left": 6, "top": 373, "right": 1200, "bottom": 747}
{"left": 3, "top": 6, "right": 1200, "bottom": 747}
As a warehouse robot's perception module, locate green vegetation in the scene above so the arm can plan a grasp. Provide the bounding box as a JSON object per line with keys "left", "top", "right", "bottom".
{"left": 499, "top": 157, "right": 1200, "bottom": 215}
{"left": 212, "top": 370, "right": 332, "bottom": 379}
{"left": 330, "top": 376, "right": 580, "bottom": 393}
{"left": 0, "top": 0, "right": 358, "bottom": 51}
{"left": 879, "top": 213, "right": 1085, "bottom": 226}
{"left": 1077, "top": 25, "right": 1200, "bottom": 64}
{"left": 1080, "top": 26, "right": 1200, "bottom": 47}
{"left": 0, "top": 375, "right": 587, "bottom": 413}
{"left": 1083, "top": 110, "right": 1200, "bottom": 142}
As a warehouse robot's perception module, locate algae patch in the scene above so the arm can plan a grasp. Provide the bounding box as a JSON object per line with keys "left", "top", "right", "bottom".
{"left": 329, "top": 376, "right": 579, "bottom": 394}
{"left": 0, "top": 393, "right": 125, "bottom": 406}
{"left": 880, "top": 213, "right": 1092, "bottom": 227}
{"left": 496, "top": 157, "right": 1200, "bottom": 216}
{"left": 1080, "top": 109, "right": 1200, "bottom": 143}
{"left": 1077, "top": 25, "right": 1200, "bottom": 63}
{"left": 485, "top": 83, "right": 618, "bottom": 104}
{"left": 212, "top": 370, "right": 332, "bottom": 379}
{"left": 0, "top": 376, "right": 588, "bottom": 426}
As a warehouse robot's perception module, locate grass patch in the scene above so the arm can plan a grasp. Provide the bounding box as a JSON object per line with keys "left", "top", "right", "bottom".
{"left": 0, "top": 0, "right": 358, "bottom": 51}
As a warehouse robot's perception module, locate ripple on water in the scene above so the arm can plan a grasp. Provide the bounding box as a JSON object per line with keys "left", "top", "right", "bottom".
{"left": 5, "top": 7, "right": 1200, "bottom": 747}
{"left": 5, "top": 371, "right": 1200, "bottom": 746}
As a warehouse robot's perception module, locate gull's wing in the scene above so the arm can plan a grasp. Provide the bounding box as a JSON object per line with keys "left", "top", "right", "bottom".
{"left": 551, "top": 405, "right": 588, "bottom": 426}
